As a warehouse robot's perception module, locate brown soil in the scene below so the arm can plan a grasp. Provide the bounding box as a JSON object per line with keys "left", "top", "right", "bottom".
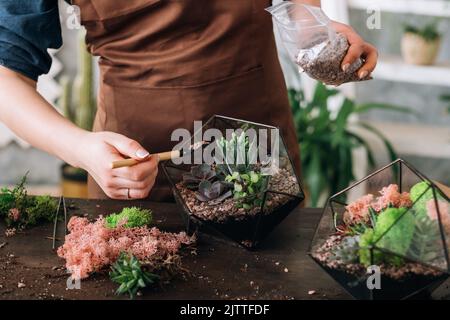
{"left": 176, "top": 168, "right": 300, "bottom": 223}
{"left": 311, "top": 235, "right": 443, "bottom": 280}
{"left": 0, "top": 200, "right": 334, "bottom": 300}
{"left": 297, "top": 33, "right": 372, "bottom": 86}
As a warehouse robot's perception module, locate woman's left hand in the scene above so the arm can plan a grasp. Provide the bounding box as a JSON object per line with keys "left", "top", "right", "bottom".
{"left": 331, "top": 21, "right": 378, "bottom": 80}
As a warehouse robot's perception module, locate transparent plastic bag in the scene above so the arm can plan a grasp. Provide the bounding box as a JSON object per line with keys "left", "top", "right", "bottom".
{"left": 266, "top": 2, "right": 371, "bottom": 86}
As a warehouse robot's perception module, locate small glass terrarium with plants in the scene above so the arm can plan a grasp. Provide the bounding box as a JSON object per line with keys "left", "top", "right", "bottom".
{"left": 163, "top": 115, "right": 304, "bottom": 249}
{"left": 310, "top": 159, "right": 450, "bottom": 300}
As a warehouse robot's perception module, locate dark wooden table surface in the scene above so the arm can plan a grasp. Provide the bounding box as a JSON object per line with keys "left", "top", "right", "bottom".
{"left": 0, "top": 199, "right": 448, "bottom": 300}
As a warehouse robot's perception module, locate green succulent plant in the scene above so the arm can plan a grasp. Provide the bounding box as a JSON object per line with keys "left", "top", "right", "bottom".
{"left": 105, "top": 207, "right": 152, "bottom": 229}
{"left": 214, "top": 131, "right": 257, "bottom": 177}
{"left": 408, "top": 215, "right": 444, "bottom": 266}
{"left": 225, "top": 171, "right": 268, "bottom": 209}
{"left": 110, "top": 253, "right": 159, "bottom": 299}
{"left": 331, "top": 235, "right": 360, "bottom": 264}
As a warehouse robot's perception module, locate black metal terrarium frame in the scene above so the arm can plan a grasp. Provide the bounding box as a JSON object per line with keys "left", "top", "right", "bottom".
{"left": 162, "top": 115, "right": 305, "bottom": 249}
{"left": 309, "top": 159, "right": 450, "bottom": 300}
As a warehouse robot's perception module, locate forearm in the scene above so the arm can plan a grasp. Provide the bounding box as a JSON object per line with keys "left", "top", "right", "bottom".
{"left": 0, "top": 66, "right": 87, "bottom": 168}
{"left": 293, "top": 0, "right": 321, "bottom": 6}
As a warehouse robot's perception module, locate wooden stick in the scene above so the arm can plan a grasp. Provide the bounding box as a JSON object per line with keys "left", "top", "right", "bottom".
{"left": 111, "top": 150, "right": 181, "bottom": 169}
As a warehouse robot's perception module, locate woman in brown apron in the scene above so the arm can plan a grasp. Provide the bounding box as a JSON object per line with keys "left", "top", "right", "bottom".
{"left": 0, "top": 0, "right": 377, "bottom": 202}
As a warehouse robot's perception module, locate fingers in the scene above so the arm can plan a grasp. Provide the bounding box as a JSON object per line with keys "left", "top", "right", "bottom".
{"left": 100, "top": 155, "right": 159, "bottom": 200}
{"left": 359, "top": 43, "right": 378, "bottom": 77}
{"left": 342, "top": 42, "right": 378, "bottom": 79}
{"left": 113, "top": 155, "right": 159, "bottom": 181}
{"left": 341, "top": 43, "right": 364, "bottom": 71}
{"left": 103, "top": 132, "right": 150, "bottom": 160}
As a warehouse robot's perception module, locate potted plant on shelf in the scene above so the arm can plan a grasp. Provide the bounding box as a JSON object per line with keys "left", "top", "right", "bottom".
{"left": 163, "top": 115, "right": 304, "bottom": 249}
{"left": 309, "top": 159, "right": 450, "bottom": 300}
{"left": 58, "top": 29, "right": 96, "bottom": 198}
{"left": 401, "top": 22, "right": 442, "bottom": 66}
{"left": 289, "top": 83, "right": 411, "bottom": 207}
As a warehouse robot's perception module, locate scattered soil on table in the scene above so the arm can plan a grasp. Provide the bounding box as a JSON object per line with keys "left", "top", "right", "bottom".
{"left": 177, "top": 168, "right": 300, "bottom": 223}
{"left": 297, "top": 33, "right": 371, "bottom": 86}
{"left": 312, "top": 235, "right": 443, "bottom": 280}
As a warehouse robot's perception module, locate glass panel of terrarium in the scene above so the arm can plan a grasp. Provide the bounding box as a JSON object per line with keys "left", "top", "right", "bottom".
{"left": 334, "top": 160, "right": 401, "bottom": 209}
{"left": 310, "top": 205, "right": 337, "bottom": 254}
{"left": 400, "top": 160, "right": 430, "bottom": 194}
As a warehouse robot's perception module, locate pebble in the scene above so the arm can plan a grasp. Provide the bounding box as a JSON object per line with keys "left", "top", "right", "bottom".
{"left": 17, "top": 282, "right": 26, "bottom": 288}
{"left": 308, "top": 290, "right": 316, "bottom": 295}
{"left": 0, "top": 242, "right": 6, "bottom": 249}
{"left": 284, "top": 268, "right": 289, "bottom": 273}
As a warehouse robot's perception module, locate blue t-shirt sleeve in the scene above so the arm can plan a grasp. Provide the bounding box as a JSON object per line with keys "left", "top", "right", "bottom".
{"left": 0, "top": 0, "right": 62, "bottom": 81}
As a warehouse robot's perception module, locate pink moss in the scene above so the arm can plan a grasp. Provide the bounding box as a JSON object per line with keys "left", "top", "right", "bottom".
{"left": 372, "top": 184, "right": 412, "bottom": 212}
{"left": 8, "top": 208, "right": 20, "bottom": 222}
{"left": 57, "top": 216, "right": 194, "bottom": 279}
{"left": 343, "top": 194, "right": 374, "bottom": 225}
{"left": 343, "top": 184, "right": 412, "bottom": 226}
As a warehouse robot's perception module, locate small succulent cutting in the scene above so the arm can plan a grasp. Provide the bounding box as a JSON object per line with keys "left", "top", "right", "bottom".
{"left": 110, "top": 253, "right": 159, "bottom": 299}
{"left": 182, "top": 164, "right": 216, "bottom": 190}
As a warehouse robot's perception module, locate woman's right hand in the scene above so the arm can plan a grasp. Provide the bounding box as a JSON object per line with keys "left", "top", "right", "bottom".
{"left": 75, "top": 131, "right": 159, "bottom": 200}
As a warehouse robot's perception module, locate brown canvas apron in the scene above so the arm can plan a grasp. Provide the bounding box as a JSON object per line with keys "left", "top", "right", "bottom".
{"left": 72, "top": 0, "right": 301, "bottom": 202}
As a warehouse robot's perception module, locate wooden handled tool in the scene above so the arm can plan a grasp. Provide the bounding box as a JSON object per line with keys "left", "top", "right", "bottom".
{"left": 111, "top": 141, "right": 207, "bottom": 169}
{"left": 111, "top": 151, "right": 181, "bottom": 169}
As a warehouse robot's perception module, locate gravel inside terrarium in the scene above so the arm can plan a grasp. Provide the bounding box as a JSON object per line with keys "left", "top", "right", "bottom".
{"left": 177, "top": 168, "right": 300, "bottom": 223}
{"left": 297, "top": 33, "right": 371, "bottom": 86}
{"left": 312, "top": 235, "right": 443, "bottom": 280}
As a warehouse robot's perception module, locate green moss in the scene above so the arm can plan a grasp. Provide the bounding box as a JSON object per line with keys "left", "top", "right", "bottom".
{"left": 1, "top": 174, "right": 57, "bottom": 228}
{"left": 410, "top": 181, "right": 444, "bottom": 217}
{"left": 373, "top": 207, "right": 415, "bottom": 266}
{"left": 26, "top": 195, "right": 58, "bottom": 226}
{"left": 105, "top": 207, "right": 152, "bottom": 229}
{"left": 410, "top": 181, "right": 433, "bottom": 203}
{"left": 359, "top": 229, "right": 383, "bottom": 267}
{"left": 359, "top": 208, "right": 415, "bottom": 267}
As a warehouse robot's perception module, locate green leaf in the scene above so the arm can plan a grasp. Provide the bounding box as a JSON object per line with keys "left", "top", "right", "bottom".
{"left": 358, "top": 122, "right": 398, "bottom": 163}
{"left": 355, "top": 103, "right": 414, "bottom": 115}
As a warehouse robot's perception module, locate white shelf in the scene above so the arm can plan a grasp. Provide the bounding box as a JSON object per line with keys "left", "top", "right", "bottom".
{"left": 353, "top": 121, "right": 450, "bottom": 159}
{"left": 347, "top": 0, "right": 450, "bottom": 17}
{"left": 373, "top": 55, "right": 450, "bottom": 87}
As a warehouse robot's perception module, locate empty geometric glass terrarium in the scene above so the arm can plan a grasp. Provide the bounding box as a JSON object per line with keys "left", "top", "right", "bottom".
{"left": 163, "top": 115, "right": 304, "bottom": 249}
{"left": 309, "top": 159, "right": 450, "bottom": 300}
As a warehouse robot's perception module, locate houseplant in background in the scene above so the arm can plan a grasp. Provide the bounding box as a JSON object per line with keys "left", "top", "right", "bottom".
{"left": 58, "top": 30, "right": 96, "bottom": 198}
{"left": 401, "top": 22, "right": 442, "bottom": 65}
{"left": 289, "top": 83, "right": 411, "bottom": 207}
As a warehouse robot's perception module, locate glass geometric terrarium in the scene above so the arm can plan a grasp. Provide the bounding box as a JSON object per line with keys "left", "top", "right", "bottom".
{"left": 163, "top": 115, "right": 304, "bottom": 249}
{"left": 309, "top": 159, "right": 450, "bottom": 300}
